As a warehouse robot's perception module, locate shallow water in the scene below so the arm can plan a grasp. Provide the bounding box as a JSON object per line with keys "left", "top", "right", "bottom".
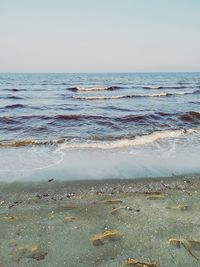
{"left": 0, "top": 73, "right": 200, "bottom": 181}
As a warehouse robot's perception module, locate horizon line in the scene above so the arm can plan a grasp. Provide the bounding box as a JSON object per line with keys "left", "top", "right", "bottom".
{"left": 0, "top": 71, "right": 200, "bottom": 74}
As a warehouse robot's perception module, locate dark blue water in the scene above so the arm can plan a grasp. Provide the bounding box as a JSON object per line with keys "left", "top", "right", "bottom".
{"left": 0, "top": 73, "right": 200, "bottom": 181}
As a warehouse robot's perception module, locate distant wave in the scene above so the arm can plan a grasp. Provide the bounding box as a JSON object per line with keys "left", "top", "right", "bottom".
{"left": 101, "top": 106, "right": 134, "bottom": 112}
{"left": 73, "top": 93, "right": 157, "bottom": 100}
{"left": 3, "top": 88, "right": 27, "bottom": 92}
{"left": 7, "top": 95, "right": 24, "bottom": 100}
{"left": 67, "top": 86, "right": 121, "bottom": 92}
{"left": 143, "top": 85, "right": 188, "bottom": 90}
{"left": 73, "top": 90, "right": 200, "bottom": 100}
{"left": 143, "top": 86, "right": 162, "bottom": 89}
{"left": 53, "top": 114, "right": 94, "bottom": 121}
{"left": 4, "top": 104, "right": 27, "bottom": 109}
{"left": 60, "top": 129, "right": 197, "bottom": 150}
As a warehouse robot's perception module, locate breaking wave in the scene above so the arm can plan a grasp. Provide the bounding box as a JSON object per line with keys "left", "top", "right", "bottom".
{"left": 0, "top": 129, "right": 198, "bottom": 150}
{"left": 60, "top": 129, "right": 197, "bottom": 150}
{"left": 143, "top": 85, "right": 188, "bottom": 90}
{"left": 143, "top": 86, "right": 162, "bottom": 89}
{"left": 67, "top": 86, "right": 121, "bottom": 92}
{"left": 73, "top": 90, "right": 200, "bottom": 100}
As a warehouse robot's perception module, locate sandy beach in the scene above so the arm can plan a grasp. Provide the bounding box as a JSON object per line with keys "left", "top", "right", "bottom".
{"left": 1, "top": 0, "right": 200, "bottom": 266}
{"left": 1, "top": 174, "right": 200, "bottom": 267}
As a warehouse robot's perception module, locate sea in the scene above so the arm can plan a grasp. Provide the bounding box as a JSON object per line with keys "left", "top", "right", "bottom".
{"left": 0, "top": 72, "right": 200, "bottom": 181}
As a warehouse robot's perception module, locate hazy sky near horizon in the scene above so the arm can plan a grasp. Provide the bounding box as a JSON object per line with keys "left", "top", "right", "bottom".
{"left": 0, "top": 0, "right": 200, "bottom": 72}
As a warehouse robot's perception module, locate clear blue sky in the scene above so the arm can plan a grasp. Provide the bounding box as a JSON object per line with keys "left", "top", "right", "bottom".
{"left": 0, "top": 0, "right": 200, "bottom": 72}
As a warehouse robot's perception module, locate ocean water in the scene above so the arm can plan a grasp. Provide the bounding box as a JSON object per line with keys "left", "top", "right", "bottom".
{"left": 0, "top": 72, "right": 200, "bottom": 181}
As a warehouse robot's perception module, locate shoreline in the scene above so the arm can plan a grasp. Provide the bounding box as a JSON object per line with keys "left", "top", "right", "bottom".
{"left": 1, "top": 173, "right": 200, "bottom": 194}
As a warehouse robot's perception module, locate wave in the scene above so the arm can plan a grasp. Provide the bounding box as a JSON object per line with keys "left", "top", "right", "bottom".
{"left": 0, "top": 129, "right": 197, "bottom": 149}
{"left": 60, "top": 129, "right": 197, "bottom": 150}
{"left": 1, "top": 110, "right": 200, "bottom": 128}
{"left": 143, "top": 85, "right": 188, "bottom": 90}
{"left": 7, "top": 96, "right": 24, "bottom": 100}
{"left": 54, "top": 111, "right": 200, "bottom": 124}
{"left": 0, "top": 115, "right": 51, "bottom": 126}
{"left": 73, "top": 95, "right": 131, "bottom": 100}
{"left": 72, "top": 92, "right": 175, "bottom": 100}
{"left": 0, "top": 139, "right": 65, "bottom": 148}
{"left": 67, "top": 86, "right": 121, "bottom": 92}
{"left": 101, "top": 106, "right": 134, "bottom": 112}
{"left": 180, "top": 111, "right": 200, "bottom": 122}
{"left": 73, "top": 90, "right": 200, "bottom": 100}
{"left": 4, "top": 104, "right": 27, "bottom": 109}
{"left": 143, "top": 86, "right": 162, "bottom": 89}
{"left": 53, "top": 114, "right": 93, "bottom": 121}
{"left": 4, "top": 88, "right": 27, "bottom": 92}
{"left": 114, "top": 113, "right": 161, "bottom": 123}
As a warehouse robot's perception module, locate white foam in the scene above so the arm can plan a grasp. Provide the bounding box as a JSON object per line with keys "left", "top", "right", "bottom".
{"left": 74, "top": 95, "right": 128, "bottom": 100}
{"left": 144, "top": 86, "right": 162, "bottom": 89}
{"left": 144, "top": 93, "right": 168, "bottom": 97}
{"left": 73, "top": 90, "right": 198, "bottom": 100}
{"left": 73, "top": 93, "right": 169, "bottom": 100}
{"left": 60, "top": 129, "right": 198, "bottom": 150}
{"left": 76, "top": 86, "right": 111, "bottom": 92}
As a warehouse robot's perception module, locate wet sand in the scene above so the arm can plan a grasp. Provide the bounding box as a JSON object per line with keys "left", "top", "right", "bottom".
{"left": 1, "top": 174, "right": 200, "bottom": 267}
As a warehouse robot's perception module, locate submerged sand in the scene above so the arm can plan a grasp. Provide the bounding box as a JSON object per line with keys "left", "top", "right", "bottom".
{"left": 0, "top": 175, "right": 200, "bottom": 267}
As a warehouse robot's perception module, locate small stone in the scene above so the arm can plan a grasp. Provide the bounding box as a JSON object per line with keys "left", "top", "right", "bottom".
{"left": 42, "top": 193, "right": 49, "bottom": 197}
{"left": 96, "top": 191, "right": 104, "bottom": 195}
{"left": 66, "top": 192, "right": 75, "bottom": 198}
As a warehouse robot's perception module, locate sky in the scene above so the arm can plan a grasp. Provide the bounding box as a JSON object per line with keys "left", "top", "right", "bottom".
{"left": 0, "top": 0, "right": 200, "bottom": 72}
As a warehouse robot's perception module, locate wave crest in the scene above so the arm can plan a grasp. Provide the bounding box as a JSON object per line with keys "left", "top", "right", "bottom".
{"left": 143, "top": 85, "right": 188, "bottom": 90}
{"left": 60, "top": 129, "right": 197, "bottom": 150}
{"left": 72, "top": 90, "right": 200, "bottom": 100}
{"left": 67, "top": 86, "right": 120, "bottom": 92}
{"left": 143, "top": 86, "right": 162, "bottom": 89}
{"left": 4, "top": 104, "right": 27, "bottom": 109}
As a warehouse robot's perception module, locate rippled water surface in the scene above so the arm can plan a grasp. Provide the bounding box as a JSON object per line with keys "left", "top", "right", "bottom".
{"left": 0, "top": 73, "right": 200, "bottom": 180}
